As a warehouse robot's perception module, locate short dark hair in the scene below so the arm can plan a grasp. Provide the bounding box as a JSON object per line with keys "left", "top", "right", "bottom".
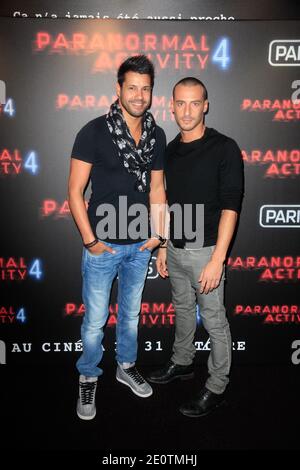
{"left": 117, "top": 55, "right": 155, "bottom": 88}
{"left": 173, "top": 77, "right": 208, "bottom": 101}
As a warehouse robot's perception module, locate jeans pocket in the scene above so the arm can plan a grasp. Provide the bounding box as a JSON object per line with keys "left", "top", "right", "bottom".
{"left": 85, "top": 247, "right": 106, "bottom": 258}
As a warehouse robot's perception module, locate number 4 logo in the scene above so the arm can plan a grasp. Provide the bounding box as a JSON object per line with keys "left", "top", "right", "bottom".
{"left": 212, "top": 38, "right": 231, "bottom": 70}
{"left": 24, "top": 151, "right": 39, "bottom": 175}
{"left": 28, "top": 259, "right": 43, "bottom": 280}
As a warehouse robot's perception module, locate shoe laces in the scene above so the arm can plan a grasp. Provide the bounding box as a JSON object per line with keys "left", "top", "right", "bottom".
{"left": 124, "top": 366, "right": 145, "bottom": 385}
{"left": 79, "top": 380, "right": 97, "bottom": 405}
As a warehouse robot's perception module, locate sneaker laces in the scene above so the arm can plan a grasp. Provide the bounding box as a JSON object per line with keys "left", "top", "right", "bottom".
{"left": 124, "top": 366, "right": 145, "bottom": 385}
{"left": 79, "top": 380, "right": 97, "bottom": 405}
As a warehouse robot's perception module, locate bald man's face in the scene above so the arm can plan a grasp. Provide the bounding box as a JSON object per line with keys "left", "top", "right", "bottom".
{"left": 172, "top": 84, "right": 208, "bottom": 132}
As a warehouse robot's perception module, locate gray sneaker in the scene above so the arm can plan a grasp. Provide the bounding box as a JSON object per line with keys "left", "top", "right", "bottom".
{"left": 76, "top": 375, "right": 98, "bottom": 420}
{"left": 116, "top": 364, "right": 153, "bottom": 398}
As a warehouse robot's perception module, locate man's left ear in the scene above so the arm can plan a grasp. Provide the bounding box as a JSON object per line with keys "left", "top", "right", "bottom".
{"left": 204, "top": 100, "right": 209, "bottom": 113}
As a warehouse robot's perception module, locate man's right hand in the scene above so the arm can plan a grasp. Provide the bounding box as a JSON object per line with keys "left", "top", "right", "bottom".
{"left": 156, "top": 248, "right": 168, "bottom": 278}
{"left": 87, "top": 241, "right": 116, "bottom": 256}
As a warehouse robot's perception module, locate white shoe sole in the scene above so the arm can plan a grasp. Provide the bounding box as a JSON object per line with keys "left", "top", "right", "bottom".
{"left": 116, "top": 375, "right": 153, "bottom": 398}
{"left": 77, "top": 411, "right": 96, "bottom": 421}
{"left": 77, "top": 408, "right": 96, "bottom": 420}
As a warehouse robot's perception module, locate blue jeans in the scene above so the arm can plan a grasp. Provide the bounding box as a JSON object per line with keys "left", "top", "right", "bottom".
{"left": 76, "top": 241, "right": 151, "bottom": 377}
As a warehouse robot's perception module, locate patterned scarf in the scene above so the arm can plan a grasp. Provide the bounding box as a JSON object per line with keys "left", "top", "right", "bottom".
{"left": 106, "top": 99, "right": 156, "bottom": 192}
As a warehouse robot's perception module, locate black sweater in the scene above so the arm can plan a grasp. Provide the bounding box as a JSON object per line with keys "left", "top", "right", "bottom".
{"left": 165, "top": 127, "right": 244, "bottom": 247}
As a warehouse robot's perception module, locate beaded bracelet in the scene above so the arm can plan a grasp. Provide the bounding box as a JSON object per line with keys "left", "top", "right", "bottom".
{"left": 84, "top": 239, "right": 98, "bottom": 248}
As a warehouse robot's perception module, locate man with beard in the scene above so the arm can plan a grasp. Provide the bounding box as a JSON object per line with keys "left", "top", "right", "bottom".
{"left": 148, "top": 77, "right": 244, "bottom": 418}
{"left": 68, "top": 55, "right": 167, "bottom": 420}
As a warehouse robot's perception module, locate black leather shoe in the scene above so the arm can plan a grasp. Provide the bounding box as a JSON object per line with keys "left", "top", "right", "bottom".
{"left": 179, "top": 387, "right": 226, "bottom": 417}
{"left": 148, "top": 361, "right": 194, "bottom": 384}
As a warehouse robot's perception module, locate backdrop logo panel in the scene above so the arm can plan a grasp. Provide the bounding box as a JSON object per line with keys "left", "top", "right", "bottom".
{"left": 227, "top": 256, "right": 300, "bottom": 282}
{"left": 233, "top": 305, "right": 300, "bottom": 325}
{"left": 268, "top": 40, "right": 300, "bottom": 66}
{"left": 0, "top": 258, "right": 43, "bottom": 281}
{"left": 242, "top": 149, "right": 300, "bottom": 178}
{"left": 241, "top": 98, "right": 300, "bottom": 121}
{"left": 64, "top": 302, "right": 175, "bottom": 327}
{"left": 33, "top": 32, "right": 231, "bottom": 72}
{"left": 55, "top": 95, "right": 176, "bottom": 123}
{"left": 0, "top": 306, "right": 27, "bottom": 325}
{"left": 259, "top": 205, "right": 300, "bottom": 228}
{"left": 0, "top": 150, "right": 39, "bottom": 176}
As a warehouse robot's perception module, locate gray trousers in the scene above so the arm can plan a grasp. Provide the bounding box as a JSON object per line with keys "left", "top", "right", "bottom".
{"left": 167, "top": 242, "right": 232, "bottom": 394}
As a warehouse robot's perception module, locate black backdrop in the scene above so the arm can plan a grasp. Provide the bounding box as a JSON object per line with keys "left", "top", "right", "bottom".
{"left": 1, "top": 1, "right": 300, "bottom": 369}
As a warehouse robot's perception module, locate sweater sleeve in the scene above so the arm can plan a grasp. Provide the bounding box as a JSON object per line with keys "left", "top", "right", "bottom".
{"left": 219, "top": 139, "right": 244, "bottom": 214}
